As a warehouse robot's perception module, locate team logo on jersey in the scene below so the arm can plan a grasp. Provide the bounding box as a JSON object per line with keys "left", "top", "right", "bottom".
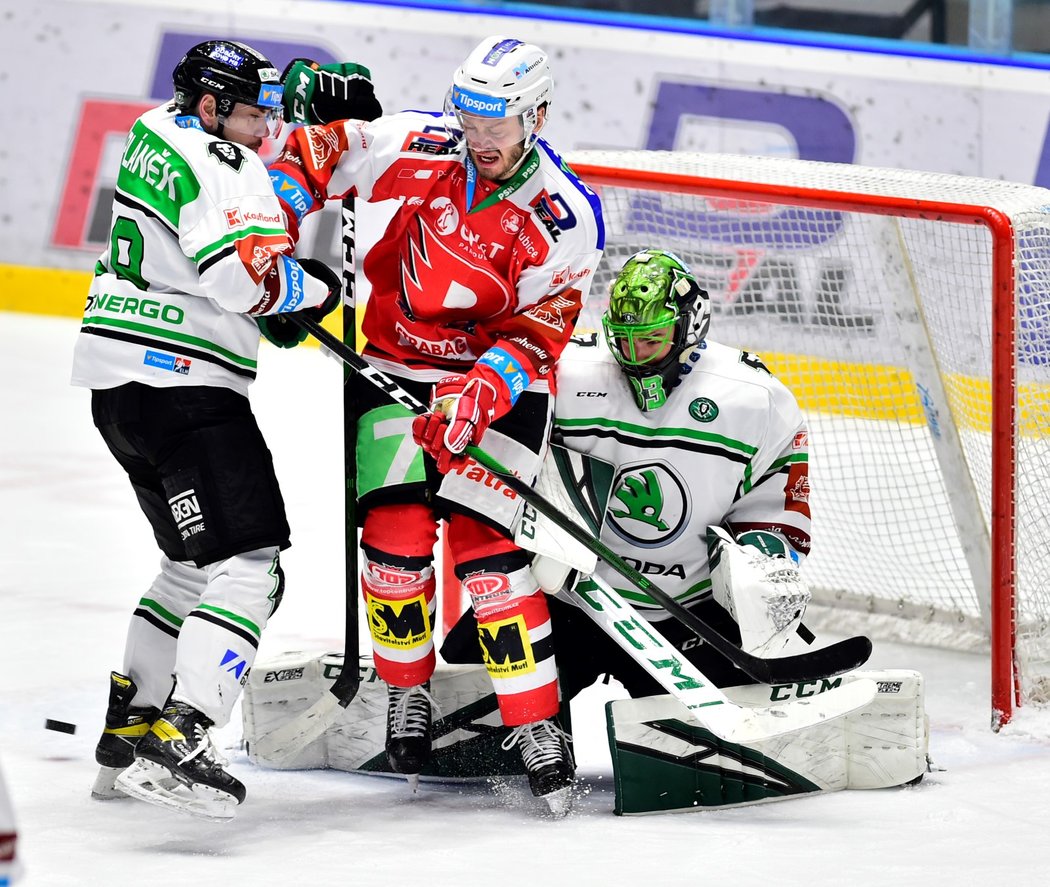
{"left": 523, "top": 293, "right": 577, "bottom": 333}
{"left": 398, "top": 215, "right": 514, "bottom": 323}
{"left": 607, "top": 462, "right": 690, "bottom": 549}
{"left": 430, "top": 197, "right": 460, "bottom": 235}
{"left": 688, "top": 397, "right": 719, "bottom": 423}
{"left": 305, "top": 125, "right": 340, "bottom": 169}
{"left": 500, "top": 208, "right": 525, "bottom": 235}
{"left": 207, "top": 141, "right": 245, "bottom": 171}
{"left": 792, "top": 431, "right": 809, "bottom": 449}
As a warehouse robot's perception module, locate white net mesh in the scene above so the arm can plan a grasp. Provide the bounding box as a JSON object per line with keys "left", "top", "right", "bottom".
{"left": 566, "top": 150, "right": 1050, "bottom": 719}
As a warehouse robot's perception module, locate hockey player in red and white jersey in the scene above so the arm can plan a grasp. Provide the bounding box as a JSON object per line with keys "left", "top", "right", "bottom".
{"left": 267, "top": 36, "right": 604, "bottom": 811}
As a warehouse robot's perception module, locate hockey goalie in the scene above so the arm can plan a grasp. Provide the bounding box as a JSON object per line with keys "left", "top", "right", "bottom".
{"left": 243, "top": 249, "right": 929, "bottom": 814}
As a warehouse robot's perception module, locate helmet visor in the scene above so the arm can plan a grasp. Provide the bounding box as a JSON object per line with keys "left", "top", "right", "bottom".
{"left": 219, "top": 103, "right": 284, "bottom": 142}
{"left": 445, "top": 90, "right": 527, "bottom": 150}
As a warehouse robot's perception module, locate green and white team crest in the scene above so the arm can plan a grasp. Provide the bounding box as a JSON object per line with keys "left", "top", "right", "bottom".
{"left": 688, "top": 397, "right": 718, "bottom": 422}
{"left": 607, "top": 461, "right": 691, "bottom": 548}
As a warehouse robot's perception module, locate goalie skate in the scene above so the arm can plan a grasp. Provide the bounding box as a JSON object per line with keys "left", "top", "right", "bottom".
{"left": 115, "top": 701, "right": 245, "bottom": 822}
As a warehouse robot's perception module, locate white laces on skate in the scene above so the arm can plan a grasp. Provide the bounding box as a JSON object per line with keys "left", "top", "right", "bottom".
{"left": 388, "top": 684, "right": 440, "bottom": 738}
{"left": 179, "top": 722, "right": 227, "bottom": 769}
{"left": 501, "top": 719, "right": 571, "bottom": 772}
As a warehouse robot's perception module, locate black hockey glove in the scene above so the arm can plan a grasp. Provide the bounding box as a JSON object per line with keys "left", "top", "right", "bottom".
{"left": 257, "top": 258, "right": 342, "bottom": 349}
{"left": 280, "top": 59, "right": 383, "bottom": 125}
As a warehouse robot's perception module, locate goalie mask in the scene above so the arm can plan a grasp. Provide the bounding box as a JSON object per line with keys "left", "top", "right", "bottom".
{"left": 603, "top": 249, "right": 711, "bottom": 412}
{"left": 445, "top": 36, "right": 553, "bottom": 153}
{"left": 172, "top": 40, "right": 284, "bottom": 141}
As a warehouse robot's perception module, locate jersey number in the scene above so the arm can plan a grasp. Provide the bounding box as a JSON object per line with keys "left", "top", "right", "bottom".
{"left": 111, "top": 217, "right": 149, "bottom": 291}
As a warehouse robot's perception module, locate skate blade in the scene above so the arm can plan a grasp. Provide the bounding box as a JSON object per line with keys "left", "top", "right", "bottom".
{"left": 405, "top": 773, "right": 421, "bottom": 793}
{"left": 540, "top": 786, "right": 573, "bottom": 818}
{"left": 91, "top": 765, "right": 131, "bottom": 800}
{"left": 116, "top": 759, "right": 240, "bottom": 822}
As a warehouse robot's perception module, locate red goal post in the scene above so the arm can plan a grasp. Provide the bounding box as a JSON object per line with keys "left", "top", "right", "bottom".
{"left": 564, "top": 150, "right": 1050, "bottom": 729}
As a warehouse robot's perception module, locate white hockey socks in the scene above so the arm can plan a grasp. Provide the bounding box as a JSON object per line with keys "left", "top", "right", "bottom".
{"left": 171, "top": 546, "right": 282, "bottom": 726}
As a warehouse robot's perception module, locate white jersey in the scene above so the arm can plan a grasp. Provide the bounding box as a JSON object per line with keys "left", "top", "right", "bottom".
{"left": 554, "top": 337, "right": 812, "bottom": 619}
{"left": 71, "top": 104, "right": 329, "bottom": 395}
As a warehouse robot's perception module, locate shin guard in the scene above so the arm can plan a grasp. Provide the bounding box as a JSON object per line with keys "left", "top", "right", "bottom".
{"left": 362, "top": 559, "right": 437, "bottom": 687}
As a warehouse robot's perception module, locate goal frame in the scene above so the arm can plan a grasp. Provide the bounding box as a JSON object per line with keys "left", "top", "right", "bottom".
{"left": 566, "top": 154, "right": 1019, "bottom": 727}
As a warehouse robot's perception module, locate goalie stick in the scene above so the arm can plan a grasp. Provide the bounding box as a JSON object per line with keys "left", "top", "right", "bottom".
{"left": 291, "top": 314, "right": 871, "bottom": 686}
{"left": 563, "top": 573, "right": 877, "bottom": 743}
{"left": 248, "top": 198, "right": 360, "bottom": 763}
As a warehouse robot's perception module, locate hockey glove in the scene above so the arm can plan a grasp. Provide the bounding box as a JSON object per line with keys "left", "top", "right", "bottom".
{"left": 280, "top": 59, "right": 383, "bottom": 125}
{"left": 257, "top": 258, "right": 342, "bottom": 348}
{"left": 411, "top": 372, "right": 500, "bottom": 473}
{"left": 707, "top": 525, "right": 810, "bottom": 657}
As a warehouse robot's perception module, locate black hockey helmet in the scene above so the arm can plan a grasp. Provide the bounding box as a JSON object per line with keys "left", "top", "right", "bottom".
{"left": 172, "top": 40, "right": 283, "bottom": 118}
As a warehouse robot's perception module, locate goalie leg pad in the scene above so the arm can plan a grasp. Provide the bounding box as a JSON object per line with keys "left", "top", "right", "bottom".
{"left": 241, "top": 652, "right": 527, "bottom": 780}
{"left": 608, "top": 669, "right": 928, "bottom": 815}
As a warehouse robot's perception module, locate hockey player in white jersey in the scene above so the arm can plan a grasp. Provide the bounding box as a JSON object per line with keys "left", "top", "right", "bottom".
{"left": 545, "top": 246, "right": 815, "bottom": 694}
{"left": 71, "top": 39, "right": 380, "bottom": 820}
{"left": 445, "top": 247, "right": 813, "bottom": 695}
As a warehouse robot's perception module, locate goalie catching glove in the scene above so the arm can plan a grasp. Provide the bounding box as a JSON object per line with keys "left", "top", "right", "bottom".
{"left": 281, "top": 59, "right": 383, "bottom": 125}
{"left": 256, "top": 258, "right": 342, "bottom": 348}
{"left": 411, "top": 366, "right": 509, "bottom": 473}
{"left": 707, "top": 525, "right": 810, "bottom": 657}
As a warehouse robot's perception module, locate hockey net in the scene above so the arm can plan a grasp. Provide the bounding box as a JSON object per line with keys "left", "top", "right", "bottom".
{"left": 564, "top": 150, "right": 1050, "bottom": 728}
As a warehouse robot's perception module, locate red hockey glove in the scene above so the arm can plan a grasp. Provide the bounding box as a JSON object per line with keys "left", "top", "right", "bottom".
{"left": 411, "top": 373, "right": 500, "bottom": 473}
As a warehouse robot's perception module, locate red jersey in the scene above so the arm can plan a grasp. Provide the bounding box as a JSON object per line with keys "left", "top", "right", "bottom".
{"left": 269, "top": 110, "right": 605, "bottom": 398}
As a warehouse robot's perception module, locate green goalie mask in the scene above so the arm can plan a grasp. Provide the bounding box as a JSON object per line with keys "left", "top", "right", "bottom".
{"left": 602, "top": 249, "right": 711, "bottom": 412}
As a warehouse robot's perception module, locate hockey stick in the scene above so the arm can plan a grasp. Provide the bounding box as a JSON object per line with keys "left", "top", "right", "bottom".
{"left": 292, "top": 314, "right": 871, "bottom": 685}
{"left": 564, "top": 573, "right": 876, "bottom": 743}
{"left": 249, "top": 199, "right": 360, "bottom": 763}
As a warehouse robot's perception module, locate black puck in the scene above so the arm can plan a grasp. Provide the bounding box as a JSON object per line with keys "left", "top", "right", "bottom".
{"left": 44, "top": 719, "right": 77, "bottom": 735}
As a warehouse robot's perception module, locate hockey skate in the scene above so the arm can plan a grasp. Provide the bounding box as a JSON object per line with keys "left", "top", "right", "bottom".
{"left": 386, "top": 682, "right": 436, "bottom": 789}
{"left": 115, "top": 701, "right": 245, "bottom": 821}
{"left": 502, "top": 718, "right": 576, "bottom": 816}
{"left": 91, "top": 671, "right": 159, "bottom": 800}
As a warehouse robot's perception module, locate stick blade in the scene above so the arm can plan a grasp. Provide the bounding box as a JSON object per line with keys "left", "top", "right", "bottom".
{"left": 755, "top": 634, "right": 873, "bottom": 684}
{"left": 246, "top": 690, "right": 342, "bottom": 763}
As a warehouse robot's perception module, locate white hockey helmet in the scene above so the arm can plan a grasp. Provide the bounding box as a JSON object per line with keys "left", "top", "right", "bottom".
{"left": 446, "top": 36, "right": 554, "bottom": 151}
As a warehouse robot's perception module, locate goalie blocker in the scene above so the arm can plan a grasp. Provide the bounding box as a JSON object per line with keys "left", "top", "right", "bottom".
{"left": 243, "top": 653, "right": 927, "bottom": 813}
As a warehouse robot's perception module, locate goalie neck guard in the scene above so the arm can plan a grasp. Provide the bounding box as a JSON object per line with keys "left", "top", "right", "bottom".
{"left": 602, "top": 249, "right": 711, "bottom": 412}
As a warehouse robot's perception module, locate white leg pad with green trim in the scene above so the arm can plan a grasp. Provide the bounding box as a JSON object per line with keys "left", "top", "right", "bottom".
{"left": 242, "top": 652, "right": 528, "bottom": 781}
{"left": 607, "top": 669, "right": 928, "bottom": 815}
